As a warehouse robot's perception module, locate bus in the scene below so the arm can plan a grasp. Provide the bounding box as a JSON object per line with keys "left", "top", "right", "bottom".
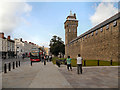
{"left": 29, "top": 48, "right": 42, "bottom": 65}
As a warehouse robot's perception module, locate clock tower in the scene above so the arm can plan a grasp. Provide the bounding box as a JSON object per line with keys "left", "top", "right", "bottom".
{"left": 64, "top": 11, "right": 78, "bottom": 57}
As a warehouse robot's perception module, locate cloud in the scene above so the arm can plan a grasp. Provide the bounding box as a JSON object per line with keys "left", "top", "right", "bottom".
{"left": 90, "top": 2, "right": 118, "bottom": 26}
{"left": 0, "top": 2, "right": 32, "bottom": 34}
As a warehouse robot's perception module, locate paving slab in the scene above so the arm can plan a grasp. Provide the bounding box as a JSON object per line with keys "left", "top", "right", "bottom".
{"left": 57, "top": 65, "right": 119, "bottom": 88}
{"left": 29, "top": 62, "right": 72, "bottom": 88}
{"left": 2, "top": 62, "right": 72, "bottom": 88}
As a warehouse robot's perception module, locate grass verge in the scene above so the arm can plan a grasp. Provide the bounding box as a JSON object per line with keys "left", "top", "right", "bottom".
{"left": 52, "top": 57, "right": 120, "bottom": 67}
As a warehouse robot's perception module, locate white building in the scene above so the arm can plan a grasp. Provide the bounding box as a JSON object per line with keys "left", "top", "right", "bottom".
{"left": 7, "top": 36, "right": 15, "bottom": 59}
{"left": 14, "top": 38, "right": 40, "bottom": 58}
{"left": 0, "top": 33, "right": 15, "bottom": 59}
{"left": 0, "top": 33, "right": 7, "bottom": 59}
{"left": 14, "top": 38, "right": 25, "bottom": 58}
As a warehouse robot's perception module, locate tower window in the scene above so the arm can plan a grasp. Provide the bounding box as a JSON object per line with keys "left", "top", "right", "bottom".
{"left": 96, "top": 30, "right": 98, "bottom": 35}
{"left": 83, "top": 37, "right": 84, "bottom": 41}
{"left": 74, "top": 29, "right": 76, "bottom": 33}
{"left": 88, "top": 34, "right": 90, "bottom": 38}
{"left": 69, "top": 29, "right": 71, "bottom": 32}
{"left": 106, "top": 25, "right": 109, "bottom": 30}
{"left": 113, "top": 21, "right": 117, "bottom": 27}
{"left": 91, "top": 32, "right": 94, "bottom": 36}
{"left": 100, "top": 28, "right": 103, "bottom": 32}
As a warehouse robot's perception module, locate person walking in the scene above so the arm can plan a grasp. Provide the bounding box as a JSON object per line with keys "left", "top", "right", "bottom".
{"left": 77, "top": 54, "right": 83, "bottom": 74}
{"left": 44, "top": 55, "right": 46, "bottom": 65}
{"left": 66, "top": 56, "right": 72, "bottom": 71}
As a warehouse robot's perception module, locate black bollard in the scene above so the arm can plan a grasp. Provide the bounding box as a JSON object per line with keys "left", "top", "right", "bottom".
{"left": 16, "top": 61, "right": 18, "bottom": 67}
{"left": 8, "top": 63, "right": 11, "bottom": 71}
{"left": 19, "top": 61, "right": 20, "bottom": 67}
{"left": 4, "top": 64, "right": 7, "bottom": 73}
{"left": 98, "top": 60, "right": 99, "bottom": 66}
{"left": 13, "top": 62, "right": 15, "bottom": 69}
{"left": 31, "top": 61, "right": 32, "bottom": 66}
{"left": 84, "top": 60, "right": 86, "bottom": 66}
{"left": 110, "top": 60, "right": 112, "bottom": 65}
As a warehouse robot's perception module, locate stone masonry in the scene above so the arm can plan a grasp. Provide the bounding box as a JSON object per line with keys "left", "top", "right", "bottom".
{"left": 64, "top": 11, "right": 120, "bottom": 61}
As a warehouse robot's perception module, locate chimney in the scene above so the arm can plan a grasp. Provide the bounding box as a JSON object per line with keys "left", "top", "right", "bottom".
{"left": 19, "top": 38, "right": 22, "bottom": 41}
{"left": 0, "top": 33, "right": 4, "bottom": 38}
{"left": 8, "top": 36, "right": 10, "bottom": 40}
{"left": 74, "top": 13, "right": 76, "bottom": 19}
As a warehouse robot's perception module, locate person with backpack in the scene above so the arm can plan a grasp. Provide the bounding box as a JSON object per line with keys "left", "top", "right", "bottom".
{"left": 77, "top": 54, "right": 83, "bottom": 74}
{"left": 66, "top": 56, "right": 72, "bottom": 71}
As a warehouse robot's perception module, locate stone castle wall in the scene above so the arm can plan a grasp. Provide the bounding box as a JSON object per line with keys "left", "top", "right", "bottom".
{"left": 66, "top": 15, "right": 120, "bottom": 61}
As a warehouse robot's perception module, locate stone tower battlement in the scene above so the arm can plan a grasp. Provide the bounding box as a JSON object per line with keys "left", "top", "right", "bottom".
{"left": 64, "top": 11, "right": 78, "bottom": 57}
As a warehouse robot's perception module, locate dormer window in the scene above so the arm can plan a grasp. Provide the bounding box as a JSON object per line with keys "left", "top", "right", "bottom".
{"left": 100, "top": 28, "right": 103, "bottom": 32}
{"left": 96, "top": 30, "right": 98, "bottom": 35}
{"left": 113, "top": 21, "right": 117, "bottom": 27}
{"left": 106, "top": 25, "right": 109, "bottom": 30}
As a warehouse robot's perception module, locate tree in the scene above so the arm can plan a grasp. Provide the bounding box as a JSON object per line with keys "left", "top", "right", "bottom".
{"left": 49, "top": 35, "right": 65, "bottom": 56}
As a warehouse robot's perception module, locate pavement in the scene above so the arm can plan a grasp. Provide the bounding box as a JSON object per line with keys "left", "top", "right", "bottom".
{"left": 1, "top": 57, "right": 32, "bottom": 89}
{"left": 2, "top": 62, "right": 72, "bottom": 88}
{"left": 2, "top": 60, "right": 119, "bottom": 89}
{"left": 57, "top": 65, "right": 119, "bottom": 88}
{"left": 1, "top": 58, "right": 30, "bottom": 73}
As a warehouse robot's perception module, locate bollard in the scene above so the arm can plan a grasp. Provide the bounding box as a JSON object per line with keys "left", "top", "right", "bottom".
{"left": 31, "top": 61, "right": 32, "bottom": 66}
{"left": 16, "top": 61, "right": 18, "bottom": 67}
{"left": 4, "top": 64, "right": 7, "bottom": 73}
{"left": 110, "top": 60, "right": 112, "bottom": 65}
{"left": 8, "top": 63, "right": 11, "bottom": 71}
{"left": 98, "top": 60, "right": 99, "bottom": 66}
{"left": 19, "top": 61, "right": 20, "bottom": 67}
{"left": 84, "top": 60, "right": 86, "bottom": 66}
{"left": 13, "top": 62, "right": 15, "bottom": 69}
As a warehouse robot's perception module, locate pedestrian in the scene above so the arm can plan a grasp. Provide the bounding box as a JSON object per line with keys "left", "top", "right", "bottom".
{"left": 66, "top": 56, "right": 72, "bottom": 71}
{"left": 22, "top": 54, "right": 25, "bottom": 59}
{"left": 49, "top": 55, "right": 52, "bottom": 62}
{"left": 42, "top": 55, "right": 44, "bottom": 62}
{"left": 44, "top": 55, "right": 46, "bottom": 65}
{"left": 77, "top": 54, "right": 83, "bottom": 74}
{"left": 56, "top": 59, "right": 60, "bottom": 67}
